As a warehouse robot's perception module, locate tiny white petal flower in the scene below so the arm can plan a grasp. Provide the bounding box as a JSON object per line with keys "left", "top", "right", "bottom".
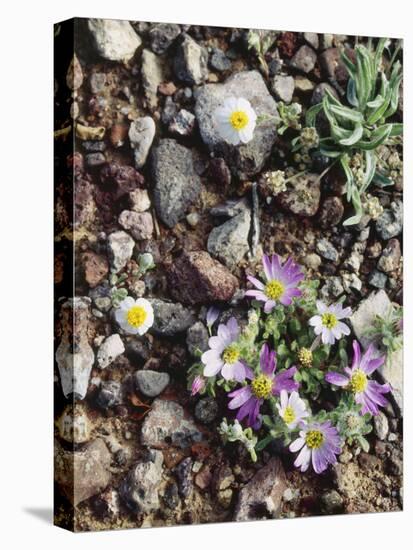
{"left": 276, "top": 390, "right": 309, "bottom": 429}
{"left": 213, "top": 97, "right": 257, "bottom": 145}
{"left": 115, "top": 297, "right": 154, "bottom": 335}
{"left": 309, "top": 301, "right": 352, "bottom": 345}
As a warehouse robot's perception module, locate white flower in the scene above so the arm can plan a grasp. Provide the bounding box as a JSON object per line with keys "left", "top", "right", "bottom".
{"left": 309, "top": 300, "right": 352, "bottom": 345}
{"left": 214, "top": 97, "right": 257, "bottom": 145}
{"left": 276, "top": 390, "right": 309, "bottom": 429}
{"left": 115, "top": 297, "right": 154, "bottom": 335}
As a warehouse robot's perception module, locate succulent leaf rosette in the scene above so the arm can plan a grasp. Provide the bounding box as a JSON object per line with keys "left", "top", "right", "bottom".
{"left": 188, "top": 253, "right": 394, "bottom": 474}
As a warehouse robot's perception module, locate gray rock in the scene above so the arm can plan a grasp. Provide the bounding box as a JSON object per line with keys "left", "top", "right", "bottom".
{"left": 195, "top": 397, "right": 219, "bottom": 424}
{"left": 276, "top": 173, "right": 320, "bottom": 216}
{"left": 169, "top": 109, "right": 196, "bottom": 136}
{"left": 374, "top": 411, "right": 389, "bottom": 441}
{"left": 54, "top": 438, "right": 111, "bottom": 505}
{"left": 148, "top": 23, "right": 181, "bottom": 54}
{"left": 304, "top": 32, "right": 319, "bottom": 49}
{"left": 316, "top": 238, "right": 339, "bottom": 262}
{"left": 96, "top": 381, "right": 123, "bottom": 409}
{"left": 55, "top": 298, "right": 94, "bottom": 400}
{"left": 320, "top": 277, "right": 344, "bottom": 301}
{"left": 87, "top": 19, "right": 141, "bottom": 62}
{"left": 320, "top": 490, "right": 344, "bottom": 514}
{"left": 118, "top": 210, "right": 154, "bottom": 241}
{"left": 319, "top": 196, "right": 344, "bottom": 228}
{"left": 96, "top": 334, "right": 125, "bottom": 369}
{"left": 369, "top": 269, "right": 388, "bottom": 289}
{"left": 141, "top": 399, "right": 203, "bottom": 449}
{"left": 195, "top": 71, "right": 279, "bottom": 180}
{"left": 376, "top": 200, "right": 403, "bottom": 240}
{"left": 341, "top": 272, "right": 362, "bottom": 293}
{"left": 89, "top": 72, "right": 106, "bottom": 93}
{"left": 210, "top": 197, "right": 249, "bottom": 219}
{"left": 151, "top": 139, "right": 201, "bottom": 228}
{"left": 350, "top": 290, "right": 403, "bottom": 413}
{"left": 120, "top": 450, "right": 164, "bottom": 513}
{"left": 311, "top": 82, "right": 339, "bottom": 105}
{"left": 290, "top": 45, "right": 317, "bottom": 73}
{"left": 141, "top": 49, "right": 164, "bottom": 109}
{"left": 210, "top": 48, "right": 231, "bottom": 72}
{"left": 174, "top": 33, "right": 208, "bottom": 85}
{"left": 107, "top": 231, "right": 135, "bottom": 273}
{"left": 174, "top": 457, "right": 193, "bottom": 498}
{"left": 135, "top": 370, "right": 170, "bottom": 397}
{"left": 271, "top": 75, "right": 295, "bottom": 103}
{"left": 150, "top": 299, "right": 195, "bottom": 336}
{"left": 86, "top": 152, "right": 106, "bottom": 168}
{"left": 186, "top": 321, "right": 209, "bottom": 357}
{"left": 377, "top": 239, "right": 401, "bottom": 273}
{"left": 234, "top": 458, "right": 287, "bottom": 522}
{"left": 128, "top": 117, "right": 155, "bottom": 168}
{"left": 163, "top": 482, "right": 180, "bottom": 509}
{"left": 207, "top": 210, "right": 251, "bottom": 268}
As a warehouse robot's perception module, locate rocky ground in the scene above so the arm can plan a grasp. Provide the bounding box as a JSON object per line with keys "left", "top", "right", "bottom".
{"left": 54, "top": 19, "right": 403, "bottom": 531}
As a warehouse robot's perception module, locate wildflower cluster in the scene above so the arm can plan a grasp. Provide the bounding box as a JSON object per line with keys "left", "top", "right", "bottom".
{"left": 189, "top": 254, "right": 393, "bottom": 475}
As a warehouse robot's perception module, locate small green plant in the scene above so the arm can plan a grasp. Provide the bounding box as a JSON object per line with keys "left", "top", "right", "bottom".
{"left": 330, "top": 397, "right": 373, "bottom": 452}
{"left": 363, "top": 304, "right": 403, "bottom": 365}
{"left": 305, "top": 38, "right": 402, "bottom": 225}
{"left": 246, "top": 30, "right": 278, "bottom": 77}
{"left": 277, "top": 101, "right": 302, "bottom": 135}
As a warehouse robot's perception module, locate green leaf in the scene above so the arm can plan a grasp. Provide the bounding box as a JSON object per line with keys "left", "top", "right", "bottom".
{"left": 329, "top": 103, "right": 364, "bottom": 123}
{"left": 357, "top": 124, "right": 392, "bottom": 150}
{"left": 366, "top": 73, "right": 391, "bottom": 124}
{"left": 373, "top": 171, "right": 393, "bottom": 187}
{"left": 360, "top": 150, "right": 377, "bottom": 193}
{"left": 338, "top": 123, "right": 363, "bottom": 146}
{"left": 340, "top": 155, "right": 355, "bottom": 201}
{"left": 341, "top": 50, "right": 356, "bottom": 79}
{"left": 384, "top": 61, "right": 402, "bottom": 118}
{"left": 305, "top": 103, "right": 323, "bottom": 127}
{"left": 255, "top": 435, "right": 273, "bottom": 452}
{"left": 346, "top": 78, "right": 359, "bottom": 107}
{"left": 343, "top": 186, "right": 363, "bottom": 226}
{"left": 374, "top": 37, "right": 388, "bottom": 75}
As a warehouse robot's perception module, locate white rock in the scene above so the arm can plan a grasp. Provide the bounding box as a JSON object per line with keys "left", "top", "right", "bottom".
{"left": 88, "top": 19, "right": 141, "bottom": 62}
{"left": 350, "top": 290, "right": 403, "bottom": 413}
{"left": 128, "top": 117, "right": 156, "bottom": 169}
{"left": 97, "top": 334, "right": 125, "bottom": 369}
{"left": 108, "top": 230, "right": 135, "bottom": 273}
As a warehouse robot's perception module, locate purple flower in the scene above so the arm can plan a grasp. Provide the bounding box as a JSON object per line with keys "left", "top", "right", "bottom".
{"left": 245, "top": 254, "right": 304, "bottom": 313}
{"left": 191, "top": 375, "right": 205, "bottom": 396}
{"left": 309, "top": 300, "right": 352, "bottom": 345}
{"left": 201, "top": 317, "right": 246, "bottom": 382}
{"left": 325, "top": 340, "right": 390, "bottom": 416}
{"left": 228, "top": 343, "right": 298, "bottom": 429}
{"left": 289, "top": 421, "right": 341, "bottom": 474}
{"left": 206, "top": 306, "right": 220, "bottom": 331}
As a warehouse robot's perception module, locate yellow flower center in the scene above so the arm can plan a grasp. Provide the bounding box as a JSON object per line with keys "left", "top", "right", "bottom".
{"left": 126, "top": 305, "right": 147, "bottom": 328}
{"left": 349, "top": 369, "right": 368, "bottom": 393}
{"left": 230, "top": 110, "right": 249, "bottom": 130}
{"left": 283, "top": 406, "right": 296, "bottom": 424}
{"left": 265, "top": 279, "right": 285, "bottom": 300}
{"left": 321, "top": 312, "right": 338, "bottom": 329}
{"left": 297, "top": 347, "right": 313, "bottom": 368}
{"left": 222, "top": 345, "right": 239, "bottom": 365}
{"left": 305, "top": 430, "right": 324, "bottom": 449}
{"left": 251, "top": 374, "right": 273, "bottom": 399}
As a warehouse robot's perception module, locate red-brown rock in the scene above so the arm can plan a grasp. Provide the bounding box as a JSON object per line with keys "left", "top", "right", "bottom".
{"left": 167, "top": 250, "right": 239, "bottom": 305}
